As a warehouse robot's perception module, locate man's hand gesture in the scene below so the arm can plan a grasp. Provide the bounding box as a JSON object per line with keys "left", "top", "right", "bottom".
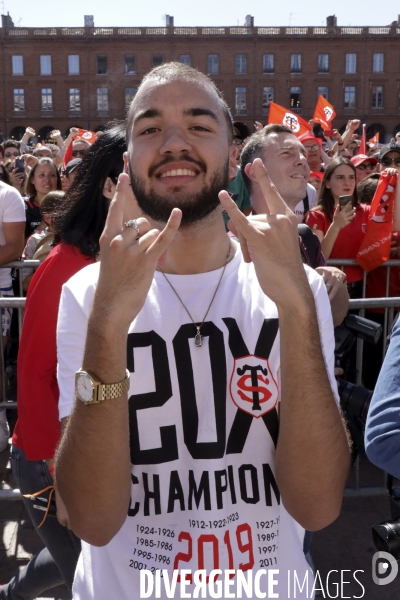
{"left": 219, "top": 158, "right": 309, "bottom": 309}
{"left": 95, "top": 174, "right": 182, "bottom": 329}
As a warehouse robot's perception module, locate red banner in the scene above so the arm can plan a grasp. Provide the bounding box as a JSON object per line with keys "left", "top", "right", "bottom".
{"left": 63, "top": 129, "right": 97, "bottom": 167}
{"left": 369, "top": 132, "right": 380, "bottom": 144}
{"left": 312, "top": 96, "right": 336, "bottom": 130}
{"left": 356, "top": 171, "right": 398, "bottom": 272}
{"left": 268, "top": 102, "right": 311, "bottom": 137}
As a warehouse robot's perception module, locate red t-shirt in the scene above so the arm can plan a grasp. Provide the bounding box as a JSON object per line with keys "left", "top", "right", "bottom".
{"left": 305, "top": 205, "right": 370, "bottom": 283}
{"left": 12, "top": 243, "right": 95, "bottom": 460}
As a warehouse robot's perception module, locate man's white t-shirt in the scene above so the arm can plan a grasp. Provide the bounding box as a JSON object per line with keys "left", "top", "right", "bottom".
{"left": 0, "top": 182, "right": 25, "bottom": 288}
{"left": 294, "top": 183, "right": 317, "bottom": 224}
{"left": 57, "top": 248, "right": 337, "bottom": 600}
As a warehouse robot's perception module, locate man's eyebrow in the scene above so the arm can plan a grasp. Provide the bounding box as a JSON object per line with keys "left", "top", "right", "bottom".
{"left": 280, "top": 144, "right": 307, "bottom": 155}
{"left": 183, "top": 108, "right": 220, "bottom": 124}
{"left": 132, "top": 108, "right": 162, "bottom": 126}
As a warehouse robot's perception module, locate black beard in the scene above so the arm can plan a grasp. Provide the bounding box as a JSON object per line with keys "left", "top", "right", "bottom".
{"left": 129, "top": 159, "right": 230, "bottom": 226}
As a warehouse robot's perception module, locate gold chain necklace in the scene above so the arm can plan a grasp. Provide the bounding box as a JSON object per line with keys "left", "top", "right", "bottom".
{"left": 157, "top": 241, "right": 232, "bottom": 347}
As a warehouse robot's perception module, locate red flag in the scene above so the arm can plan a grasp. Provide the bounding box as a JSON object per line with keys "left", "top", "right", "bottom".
{"left": 268, "top": 102, "right": 311, "bottom": 137}
{"left": 358, "top": 124, "right": 366, "bottom": 155}
{"left": 356, "top": 171, "right": 398, "bottom": 272}
{"left": 369, "top": 132, "right": 380, "bottom": 144}
{"left": 63, "top": 129, "right": 97, "bottom": 168}
{"left": 313, "top": 95, "right": 336, "bottom": 130}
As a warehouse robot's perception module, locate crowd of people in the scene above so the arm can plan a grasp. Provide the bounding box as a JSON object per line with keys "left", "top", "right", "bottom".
{"left": 0, "top": 61, "right": 399, "bottom": 599}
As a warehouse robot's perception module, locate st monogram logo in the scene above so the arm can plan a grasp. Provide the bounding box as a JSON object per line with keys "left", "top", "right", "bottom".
{"left": 230, "top": 355, "right": 278, "bottom": 418}
{"left": 283, "top": 113, "right": 300, "bottom": 133}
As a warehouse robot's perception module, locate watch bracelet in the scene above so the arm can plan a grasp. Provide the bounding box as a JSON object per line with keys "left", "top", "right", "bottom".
{"left": 98, "top": 373, "right": 130, "bottom": 401}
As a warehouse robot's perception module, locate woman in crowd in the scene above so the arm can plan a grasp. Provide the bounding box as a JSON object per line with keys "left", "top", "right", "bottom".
{"left": 24, "top": 158, "right": 62, "bottom": 239}
{"left": 305, "top": 157, "right": 369, "bottom": 298}
{"left": 21, "top": 190, "right": 66, "bottom": 292}
{"left": 0, "top": 123, "right": 127, "bottom": 600}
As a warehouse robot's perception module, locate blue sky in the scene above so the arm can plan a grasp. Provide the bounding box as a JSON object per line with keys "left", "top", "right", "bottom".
{"left": 3, "top": 0, "right": 398, "bottom": 28}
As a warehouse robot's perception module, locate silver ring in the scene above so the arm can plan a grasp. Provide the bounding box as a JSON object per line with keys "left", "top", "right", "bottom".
{"left": 325, "top": 283, "right": 331, "bottom": 289}
{"left": 124, "top": 219, "right": 140, "bottom": 234}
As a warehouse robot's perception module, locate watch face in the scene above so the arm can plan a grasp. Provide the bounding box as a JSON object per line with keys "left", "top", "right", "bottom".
{"left": 76, "top": 372, "right": 94, "bottom": 403}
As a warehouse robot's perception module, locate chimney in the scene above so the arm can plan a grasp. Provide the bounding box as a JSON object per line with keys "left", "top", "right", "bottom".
{"left": 326, "top": 15, "right": 337, "bottom": 28}
{"left": 165, "top": 15, "right": 174, "bottom": 27}
{"left": 244, "top": 15, "right": 254, "bottom": 27}
{"left": 1, "top": 12, "right": 15, "bottom": 28}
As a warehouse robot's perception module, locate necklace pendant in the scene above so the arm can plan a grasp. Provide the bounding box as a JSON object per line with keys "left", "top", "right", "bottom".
{"left": 194, "top": 329, "right": 203, "bottom": 348}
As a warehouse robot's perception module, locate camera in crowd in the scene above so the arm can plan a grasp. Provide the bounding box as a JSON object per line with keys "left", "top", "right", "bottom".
{"left": 372, "top": 475, "right": 400, "bottom": 560}
{"left": 335, "top": 314, "right": 381, "bottom": 423}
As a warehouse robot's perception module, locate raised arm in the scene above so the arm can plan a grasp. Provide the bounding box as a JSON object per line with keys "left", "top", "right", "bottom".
{"left": 55, "top": 175, "right": 181, "bottom": 546}
{"left": 219, "top": 159, "right": 350, "bottom": 531}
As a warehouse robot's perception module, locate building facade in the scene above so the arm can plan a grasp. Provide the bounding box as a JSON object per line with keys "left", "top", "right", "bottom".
{"left": 1, "top": 19, "right": 400, "bottom": 143}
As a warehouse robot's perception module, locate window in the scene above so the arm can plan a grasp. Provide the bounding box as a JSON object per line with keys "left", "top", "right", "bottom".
{"left": 125, "top": 87, "right": 137, "bottom": 111}
{"left": 235, "top": 87, "right": 247, "bottom": 114}
{"left": 13, "top": 89, "right": 25, "bottom": 111}
{"left": 41, "top": 88, "right": 53, "bottom": 111}
{"left": 207, "top": 54, "right": 219, "bottom": 74}
{"left": 317, "top": 86, "right": 329, "bottom": 99}
{"left": 96, "top": 55, "right": 107, "bottom": 75}
{"left": 124, "top": 55, "right": 135, "bottom": 74}
{"left": 12, "top": 55, "right": 23, "bottom": 75}
{"left": 344, "top": 86, "right": 356, "bottom": 108}
{"left": 179, "top": 55, "right": 191, "bottom": 66}
{"left": 263, "top": 54, "right": 274, "bottom": 73}
{"left": 373, "top": 53, "right": 384, "bottom": 73}
{"left": 69, "top": 88, "right": 81, "bottom": 111}
{"left": 372, "top": 86, "right": 383, "bottom": 108}
{"left": 97, "top": 88, "right": 108, "bottom": 111}
{"left": 40, "top": 55, "right": 51, "bottom": 75}
{"left": 345, "top": 54, "right": 356, "bottom": 74}
{"left": 262, "top": 87, "right": 274, "bottom": 113}
{"left": 152, "top": 55, "right": 163, "bottom": 67}
{"left": 318, "top": 54, "right": 329, "bottom": 73}
{"left": 235, "top": 54, "right": 247, "bottom": 74}
{"left": 68, "top": 55, "right": 80, "bottom": 75}
{"left": 290, "top": 54, "right": 301, "bottom": 73}
{"left": 290, "top": 87, "right": 301, "bottom": 109}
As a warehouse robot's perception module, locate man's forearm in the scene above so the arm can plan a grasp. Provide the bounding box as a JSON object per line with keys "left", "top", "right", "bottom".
{"left": 56, "top": 307, "right": 132, "bottom": 547}
{"left": 330, "top": 283, "right": 349, "bottom": 327}
{"left": 275, "top": 297, "right": 350, "bottom": 531}
{"left": 0, "top": 242, "right": 23, "bottom": 264}
{"left": 320, "top": 224, "right": 340, "bottom": 259}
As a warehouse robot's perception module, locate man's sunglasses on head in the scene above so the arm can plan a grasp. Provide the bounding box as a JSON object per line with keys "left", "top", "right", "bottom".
{"left": 381, "top": 157, "right": 400, "bottom": 168}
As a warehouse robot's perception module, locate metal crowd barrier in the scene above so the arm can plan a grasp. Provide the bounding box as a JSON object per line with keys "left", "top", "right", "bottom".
{"left": 0, "top": 261, "right": 40, "bottom": 411}
{"left": 1, "top": 259, "right": 400, "bottom": 501}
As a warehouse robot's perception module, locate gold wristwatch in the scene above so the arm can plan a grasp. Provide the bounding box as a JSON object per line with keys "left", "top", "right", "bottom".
{"left": 75, "top": 369, "right": 130, "bottom": 405}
